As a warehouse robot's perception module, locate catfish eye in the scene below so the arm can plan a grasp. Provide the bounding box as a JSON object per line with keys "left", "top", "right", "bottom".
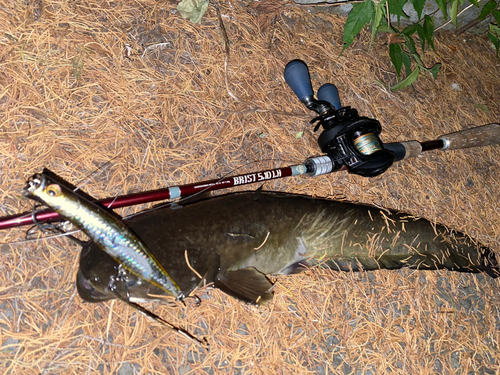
{"left": 46, "top": 184, "right": 62, "bottom": 197}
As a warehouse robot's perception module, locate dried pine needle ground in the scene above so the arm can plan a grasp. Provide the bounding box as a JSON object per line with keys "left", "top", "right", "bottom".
{"left": 0, "top": 0, "right": 499, "bottom": 373}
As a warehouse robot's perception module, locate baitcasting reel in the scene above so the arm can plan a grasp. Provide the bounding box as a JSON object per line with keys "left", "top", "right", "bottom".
{"left": 284, "top": 60, "right": 395, "bottom": 177}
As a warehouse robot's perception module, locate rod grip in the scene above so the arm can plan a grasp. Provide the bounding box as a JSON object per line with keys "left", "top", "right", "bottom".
{"left": 385, "top": 141, "right": 422, "bottom": 161}
{"left": 439, "top": 123, "right": 500, "bottom": 150}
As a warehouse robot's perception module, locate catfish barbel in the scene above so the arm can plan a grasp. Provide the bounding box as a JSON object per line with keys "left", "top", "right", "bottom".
{"left": 23, "top": 172, "right": 184, "bottom": 300}
{"left": 75, "top": 190, "right": 499, "bottom": 305}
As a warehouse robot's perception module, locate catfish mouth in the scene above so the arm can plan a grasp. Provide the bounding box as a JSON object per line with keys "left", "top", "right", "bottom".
{"left": 76, "top": 270, "right": 114, "bottom": 302}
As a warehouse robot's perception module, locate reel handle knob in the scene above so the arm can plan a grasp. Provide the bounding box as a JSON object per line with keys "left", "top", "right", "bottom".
{"left": 317, "top": 83, "right": 341, "bottom": 110}
{"left": 284, "top": 60, "right": 314, "bottom": 103}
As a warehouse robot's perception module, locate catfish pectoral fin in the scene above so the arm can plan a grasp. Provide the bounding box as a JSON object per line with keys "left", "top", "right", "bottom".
{"left": 280, "top": 261, "right": 312, "bottom": 275}
{"left": 215, "top": 267, "right": 274, "bottom": 305}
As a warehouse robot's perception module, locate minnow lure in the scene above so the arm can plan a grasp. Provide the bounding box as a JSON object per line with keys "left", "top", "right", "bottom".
{"left": 23, "top": 172, "right": 183, "bottom": 300}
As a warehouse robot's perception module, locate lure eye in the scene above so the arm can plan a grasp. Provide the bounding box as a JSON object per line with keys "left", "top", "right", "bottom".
{"left": 46, "top": 184, "right": 62, "bottom": 197}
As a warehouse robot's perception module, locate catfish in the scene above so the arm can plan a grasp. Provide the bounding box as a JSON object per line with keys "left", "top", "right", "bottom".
{"left": 77, "top": 191, "right": 499, "bottom": 305}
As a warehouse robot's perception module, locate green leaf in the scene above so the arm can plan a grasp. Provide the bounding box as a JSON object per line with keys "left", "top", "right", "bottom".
{"left": 435, "top": 0, "right": 448, "bottom": 19}
{"left": 402, "top": 23, "right": 428, "bottom": 51}
{"left": 342, "top": 0, "right": 374, "bottom": 53}
{"left": 428, "top": 63, "right": 441, "bottom": 79}
{"left": 377, "top": 25, "right": 396, "bottom": 33}
{"left": 404, "top": 34, "right": 418, "bottom": 55}
{"left": 479, "top": 0, "right": 498, "bottom": 20}
{"left": 493, "top": 10, "right": 500, "bottom": 25}
{"left": 469, "top": 0, "right": 479, "bottom": 6}
{"left": 488, "top": 22, "right": 500, "bottom": 55}
{"left": 389, "top": 43, "right": 403, "bottom": 79}
{"left": 295, "top": 131, "right": 304, "bottom": 139}
{"left": 491, "top": 23, "right": 500, "bottom": 36}
{"left": 423, "top": 15, "right": 435, "bottom": 51}
{"left": 371, "top": 0, "right": 385, "bottom": 44}
{"left": 403, "top": 24, "right": 418, "bottom": 35}
{"left": 474, "top": 104, "right": 489, "bottom": 112}
{"left": 177, "top": 0, "right": 209, "bottom": 23}
{"left": 388, "top": 0, "right": 410, "bottom": 19}
{"left": 414, "top": 24, "right": 426, "bottom": 51}
{"left": 488, "top": 32, "right": 500, "bottom": 55}
{"left": 391, "top": 67, "right": 420, "bottom": 90}
{"left": 410, "top": 0, "right": 425, "bottom": 20}
{"left": 450, "top": 0, "right": 459, "bottom": 26}
{"left": 411, "top": 51, "right": 424, "bottom": 68}
{"left": 402, "top": 51, "right": 412, "bottom": 76}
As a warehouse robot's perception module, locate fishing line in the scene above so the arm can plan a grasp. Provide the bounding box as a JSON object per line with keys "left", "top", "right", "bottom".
{"left": 25, "top": 218, "right": 85, "bottom": 247}
{"left": 109, "top": 283, "right": 208, "bottom": 348}
{"left": 73, "top": 155, "right": 121, "bottom": 193}
{"left": 7, "top": 230, "right": 82, "bottom": 246}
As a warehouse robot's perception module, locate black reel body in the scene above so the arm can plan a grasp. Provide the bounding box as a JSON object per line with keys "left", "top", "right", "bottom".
{"left": 284, "top": 59, "right": 395, "bottom": 178}
{"left": 314, "top": 108, "right": 395, "bottom": 177}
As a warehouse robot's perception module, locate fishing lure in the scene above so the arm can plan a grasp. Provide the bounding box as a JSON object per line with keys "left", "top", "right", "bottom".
{"left": 23, "top": 172, "right": 184, "bottom": 301}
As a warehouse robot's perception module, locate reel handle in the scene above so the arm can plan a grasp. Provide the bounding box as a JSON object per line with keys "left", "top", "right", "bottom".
{"left": 284, "top": 60, "right": 314, "bottom": 103}
{"left": 317, "top": 83, "right": 341, "bottom": 110}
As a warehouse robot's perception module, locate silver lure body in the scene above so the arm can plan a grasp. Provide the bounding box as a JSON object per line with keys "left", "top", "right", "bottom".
{"left": 23, "top": 173, "right": 183, "bottom": 299}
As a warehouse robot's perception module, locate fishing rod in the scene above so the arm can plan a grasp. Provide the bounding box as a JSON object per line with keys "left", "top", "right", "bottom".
{"left": 1, "top": 60, "right": 499, "bottom": 231}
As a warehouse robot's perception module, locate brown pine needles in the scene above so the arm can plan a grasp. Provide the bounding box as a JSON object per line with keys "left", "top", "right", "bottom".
{"left": 0, "top": 0, "right": 499, "bottom": 373}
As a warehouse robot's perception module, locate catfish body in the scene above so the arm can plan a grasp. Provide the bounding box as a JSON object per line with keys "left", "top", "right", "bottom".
{"left": 77, "top": 191, "right": 499, "bottom": 305}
